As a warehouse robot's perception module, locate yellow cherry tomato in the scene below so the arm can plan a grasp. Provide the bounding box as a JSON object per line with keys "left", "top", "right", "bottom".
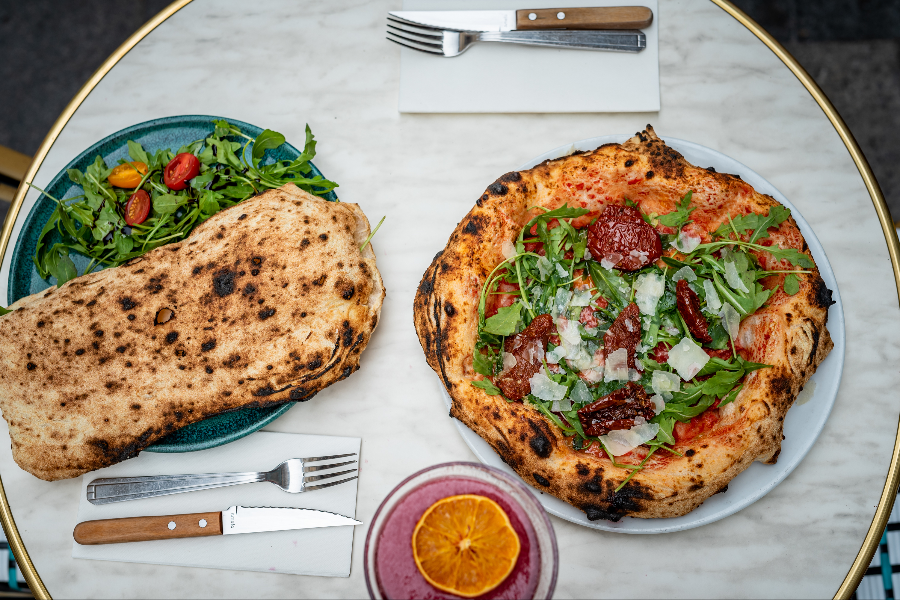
{"left": 107, "top": 162, "right": 148, "bottom": 188}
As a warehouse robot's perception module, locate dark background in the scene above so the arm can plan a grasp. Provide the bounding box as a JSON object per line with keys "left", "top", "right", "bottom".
{"left": 0, "top": 0, "right": 898, "bottom": 224}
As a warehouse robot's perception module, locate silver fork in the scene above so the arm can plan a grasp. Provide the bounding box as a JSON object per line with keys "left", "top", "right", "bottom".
{"left": 86, "top": 454, "right": 358, "bottom": 505}
{"left": 386, "top": 15, "right": 645, "bottom": 57}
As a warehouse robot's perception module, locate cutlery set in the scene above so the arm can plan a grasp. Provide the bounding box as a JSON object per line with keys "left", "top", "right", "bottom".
{"left": 76, "top": 454, "right": 360, "bottom": 545}
{"left": 387, "top": 6, "right": 652, "bottom": 56}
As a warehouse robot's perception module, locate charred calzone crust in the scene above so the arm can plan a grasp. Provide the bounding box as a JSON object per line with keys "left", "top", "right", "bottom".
{"left": 0, "top": 184, "right": 384, "bottom": 481}
{"left": 414, "top": 127, "right": 833, "bottom": 520}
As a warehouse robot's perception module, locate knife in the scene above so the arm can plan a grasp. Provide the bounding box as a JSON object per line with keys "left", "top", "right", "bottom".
{"left": 73, "top": 506, "right": 361, "bottom": 545}
{"left": 389, "top": 6, "right": 652, "bottom": 32}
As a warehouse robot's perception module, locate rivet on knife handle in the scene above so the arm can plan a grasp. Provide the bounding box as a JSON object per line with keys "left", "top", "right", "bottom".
{"left": 73, "top": 511, "right": 223, "bottom": 545}
{"left": 515, "top": 6, "right": 653, "bottom": 30}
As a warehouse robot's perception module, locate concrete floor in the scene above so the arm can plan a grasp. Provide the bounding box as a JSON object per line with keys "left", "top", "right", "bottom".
{"left": 0, "top": 1, "right": 898, "bottom": 225}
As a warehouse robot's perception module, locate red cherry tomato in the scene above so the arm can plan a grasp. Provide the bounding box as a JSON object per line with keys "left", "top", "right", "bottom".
{"left": 163, "top": 153, "right": 200, "bottom": 191}
{"left": 124, "top": 190, "right": 151, "bottom": 226}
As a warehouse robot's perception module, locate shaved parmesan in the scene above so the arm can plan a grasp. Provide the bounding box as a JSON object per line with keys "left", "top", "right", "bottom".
{"left": 720, "top": 303, "right": 740, "bottom": 339}
{"left": 502, "top": 352, "right": 518, "bottom": 371}
{"left": 604, "top": 348, "right": 630, "bottom": 382}
{"left": 584, "top": 248, "right": 593, "bottom": 260}
{"left": 667, "top": 337, "right": 710, "bottom": 381}
{"left": 651, "top": 370, "right": 681, "bottom": 399}
{"left": 537, "top": 255, "right": 553, "bottom": 280}
{"left": 650, "top": 393, "right": 666, "bottom": 415}
{"left": 557, "top": 318, "right": 582, "bottom": 345}
{"left": 501, "top": 240, "right": 517, "bottom": 260}
{"left": 600, "top": 417, "right": 660, "bottom": 456}
{"left": 552, "top": 288, "right": 572, "bottom": 317}
{"left": 529, "top": 371, "right": 567, "bottom": 402}
{"left": 601, "top": 252, "right": 623, "bottom": 269}
{"left": 570, "top": 289, "right": 593, "bottom": 307}
{"left": 674, "top": 229, "right": 702, "bottom": 253}
{"left": 672, "top": 266, "right": 697, "bottom": 283}
{"left": 546, "top": 345, "right": 566, "bottom": 364}
{"left": 556, "top": 262, "right": 569, "bottom": 278}
{"left": 570, "top": 379, "right": 593, "bottom": 405}
{"left": 703, "top": 279, "right": 722, "bottom": 312}
{"left": 635, "top": 272, "right": 665, "bottom": 315}
{"left": 581, "top": 367, "right": 604, "bottom": 384}
{"left": 551, "top": 396, "right": 573, "bottom": 412}
{"left": 724, "top": 260, "right": 750, "bottom": 292}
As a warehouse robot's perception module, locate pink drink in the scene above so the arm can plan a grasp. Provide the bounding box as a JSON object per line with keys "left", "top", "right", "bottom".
{"left": 373, "top": 477, "right": 540, "bottom": 600}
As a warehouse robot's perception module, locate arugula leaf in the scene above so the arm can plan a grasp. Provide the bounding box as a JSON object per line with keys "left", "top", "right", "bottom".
{"left": 472, "top": 379, "right": 503, "bottom": 395}
{"left": 719, "top": 383, "right": 744, "bottom": 407}
{"left": 45, "top": 245, "right": 77, "bottom": 287}
{"left": 127, "top": 140, "right": 150, "bottom": 165}
{"left": 0, "top": 306, "right": 11, "bottom": 316}
{"left": 748, "top": 205, "right": 791, "bottom": 244}
{"left": 483, "top": 302, "right": 522, "bottom": 336}
{"left": 586, "top": 261, "right": 627, "bottom": 310}
{"left": 251, "top": 129, "right": 286, "bottom": 167}
{"left": 152, "top": 193, "right": 186, "bottom": 215}
{"left": 657, "top": 191, "right": 694, "bottom": 229}
{"left": 473, "top": 348, "right": 494, "bottom": 377}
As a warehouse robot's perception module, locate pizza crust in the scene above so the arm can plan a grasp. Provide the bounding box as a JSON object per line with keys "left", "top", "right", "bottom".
{"left": 414, "top": 126, "right": 834, "bottom": 520}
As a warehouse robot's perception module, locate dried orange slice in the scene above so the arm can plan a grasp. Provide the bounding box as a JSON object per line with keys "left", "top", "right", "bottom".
{"left": 412, "top": 494, "right": 521, "bottom": 598}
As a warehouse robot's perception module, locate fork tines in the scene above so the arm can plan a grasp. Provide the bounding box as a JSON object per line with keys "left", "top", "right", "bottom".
{"left": 301, "top": 453, "right": 359, "bottom": 491}
{"left": 386, "top": 15, "right": 445, "bottom": 55}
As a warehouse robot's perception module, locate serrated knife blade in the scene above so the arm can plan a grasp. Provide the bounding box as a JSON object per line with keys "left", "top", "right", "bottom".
{"left": 73, "top": 506, "right": 361, "bottom": 545}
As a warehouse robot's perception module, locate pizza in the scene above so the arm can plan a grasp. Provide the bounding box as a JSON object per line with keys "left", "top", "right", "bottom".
{"left": 413, "top": 126, "right": 834, "bottom": 520}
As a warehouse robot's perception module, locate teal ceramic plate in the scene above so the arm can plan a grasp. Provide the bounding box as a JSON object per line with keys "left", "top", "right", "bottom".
{"left": 7, "top": 115, "right": 338, "bottom": 453}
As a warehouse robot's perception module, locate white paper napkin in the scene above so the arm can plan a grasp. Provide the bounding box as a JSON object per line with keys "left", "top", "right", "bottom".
{"left": 398, "top": 0, "right": 660, "bottom": 113}
{"left": 72, "top": 431, "right": 360, "bottom": 577}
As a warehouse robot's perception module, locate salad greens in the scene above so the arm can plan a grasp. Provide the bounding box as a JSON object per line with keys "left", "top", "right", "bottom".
{"left": 31, "top": 120, "right": 337, "bottom": 288}
{"left": 473, "top": 195, "right": 811, "bottom": 489}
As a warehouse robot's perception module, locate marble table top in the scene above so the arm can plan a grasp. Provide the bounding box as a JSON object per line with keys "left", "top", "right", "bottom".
{"left": 1, "top": 0, "right": 897, "bottom": 597}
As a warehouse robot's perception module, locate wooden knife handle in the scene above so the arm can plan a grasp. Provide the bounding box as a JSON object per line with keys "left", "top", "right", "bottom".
{"left": 516, "top": 6, "right": 653, "bottom": 30}
{"left": 74, "top": 511, "right": 223, "bottom": 545}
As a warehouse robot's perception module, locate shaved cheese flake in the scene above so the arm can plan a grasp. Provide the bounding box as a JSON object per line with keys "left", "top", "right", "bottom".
{"left": 651, "top": 370, "right": 681, "bottom": 399}
{"left": 556, "top": 262, "right": 569, "bottom": 277}
{"left": 703, "top": 279, "right": 722, "bottom": 312}
{"left": 502, "top": 352, "right": 518, "bottom": 371}
{"left": 650, "top": 393, "right": 666, "bottom": 415}
{"left": 557, "top": 317, "right": 582, "bottom": 345}
{"left": 570, "top": 289, "right": 593, "bottom": 307}
{"left": 720, "top": 303, "right": 740, "bottom": 339}
{"left": 674, "top": 229, "right": 702, "bottom": 253}
{"left": 584, "top": 248, "right": 593, "bottom": 260}
{"left": 634, "top": 272, "right": 665, "bottom": 315}
{"left": 546, "top": 345, "right": 566, "bottom": 364}
{"left": 600, "top": 417, "right": 660, "bottom": 456}
{"left": 667, "top": 337, "right": 710, "bottom": 381}
{"left": 601, "top": 252, "right": 623, "bottom": 270}
{"left": 552, "top": 288, "right": 572, "bottom": 317}
{"left": 581, "top": 367, "right": 604, "bottom": 384}
{"left": 501, "top": 240, "right": 517, "bottom": 260}
{"left": 604, "top": 348, "right": 630, "bottom": 382}
{"left": 672, "top": 266, "right": 697, "bottom": 283}
{"left": 724, "top": 260, "right": 750, "bottom": 292}
{"left": 529, "top": 371, "right": 567, "bottom": 402}
{"left": 551, "top": 396, "right": 573, "bottom": 412}
{"left": 570, "top": 380, "right": 592, "bottom": 405}
{"left": 537, "top": 255, "right": 554, "bottom": 280}
{"left": 519, "top": 339, "right": 545, "bottom": 365}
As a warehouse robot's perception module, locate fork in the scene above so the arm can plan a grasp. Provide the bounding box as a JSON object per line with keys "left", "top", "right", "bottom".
{"left": 386, "top": 15, "right": 645, "bottom": 57}
{"left": 86, "top": 454, "right": 358, "bottom": 505}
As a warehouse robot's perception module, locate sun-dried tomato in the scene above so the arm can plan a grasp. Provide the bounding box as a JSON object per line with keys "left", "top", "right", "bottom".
{"left": 577, "top": 382, "right": 656, "bottom": 437}
{"left": 603, "top": 303, "right": 641, "bottom": 369}
{"left": 587, "top": 205, "right": 662, "bottom": 271}
{"left": 675, "top": 279, "right": 712, "bottom": 343}
{"left": 494, "top": 314, "right": 554, "bottom": 401}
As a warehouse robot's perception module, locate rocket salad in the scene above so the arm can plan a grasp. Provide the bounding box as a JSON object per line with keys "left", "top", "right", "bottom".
{"left": 31, "top": 120, "right": 337, "bottom": 287}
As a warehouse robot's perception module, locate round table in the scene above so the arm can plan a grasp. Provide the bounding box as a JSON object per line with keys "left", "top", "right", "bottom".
{"left": 1, "top": 0, "right": 897, "bottom": 597}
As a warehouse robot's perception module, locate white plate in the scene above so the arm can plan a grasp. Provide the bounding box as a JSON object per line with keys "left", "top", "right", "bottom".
{"left": 442, "top": 134, "right": 846, "bottom": 534}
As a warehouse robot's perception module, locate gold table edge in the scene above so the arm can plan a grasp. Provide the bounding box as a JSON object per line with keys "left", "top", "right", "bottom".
{"left": 0, "top": 2, "right": 193, "bottom": 598}
{"left": 0, "top": 1, "right": 895, "bottom": 598}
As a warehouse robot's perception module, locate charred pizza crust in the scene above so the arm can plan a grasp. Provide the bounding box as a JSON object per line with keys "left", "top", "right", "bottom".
{"left": 414, "top": 126, "right": 834, "bottom": 520}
